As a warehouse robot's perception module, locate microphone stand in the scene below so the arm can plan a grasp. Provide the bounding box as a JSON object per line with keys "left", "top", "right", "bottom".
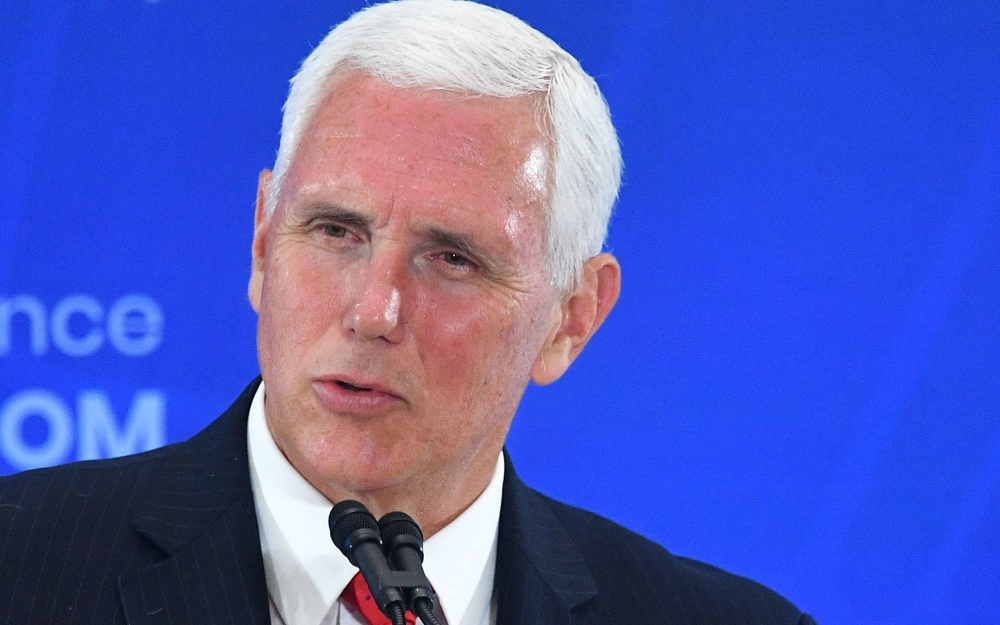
{"left": 329, "top": 500, "right": 443, "bottom": 625}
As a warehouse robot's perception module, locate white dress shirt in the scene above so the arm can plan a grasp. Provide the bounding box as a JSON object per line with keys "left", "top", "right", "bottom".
{"left": 247, "top": 382, "right": 503, "bottom": 625}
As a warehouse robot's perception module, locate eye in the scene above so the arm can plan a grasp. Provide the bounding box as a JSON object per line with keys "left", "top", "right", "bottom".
{"left": 321, "top": 223, "right": 349, "bottom": 238}
{"left": 442, "top": 252, "right": 472, "bottom": 267}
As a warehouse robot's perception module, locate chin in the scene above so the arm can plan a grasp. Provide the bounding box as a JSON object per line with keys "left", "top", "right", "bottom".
{"left": 301, "top": 436, "right": 416, "bottom": 496}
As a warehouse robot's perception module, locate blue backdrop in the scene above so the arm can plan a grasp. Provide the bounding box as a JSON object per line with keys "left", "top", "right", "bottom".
{"left": 2, "top": 1, "right": 998, "bottom": 622}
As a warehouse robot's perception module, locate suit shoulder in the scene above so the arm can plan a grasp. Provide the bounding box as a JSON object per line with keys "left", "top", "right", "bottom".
{"left": 0, "top": 378, "right": 256, "bottom": 509}
{"left": 0, "top": 439, "right": 182, "bottom": 528}
{"left": 538, "top": 491, "right": 809, "bottom": 625}
{"left": 0, "top": 382, "right": 259, "bottom": 623}
{"left": 0, "top": 447, "right": 174, "bottom": 612}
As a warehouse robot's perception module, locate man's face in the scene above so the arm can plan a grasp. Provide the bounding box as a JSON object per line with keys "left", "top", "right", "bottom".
{"left": 248, "top": 71, "right": 563, "bottom": 512}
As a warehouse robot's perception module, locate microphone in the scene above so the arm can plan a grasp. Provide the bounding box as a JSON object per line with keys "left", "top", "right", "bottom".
{"left": 329, "top": 500, "right": 408, "bottom": 625}
{"left": 378, "top": 512, "right": 442, "bottom": 625}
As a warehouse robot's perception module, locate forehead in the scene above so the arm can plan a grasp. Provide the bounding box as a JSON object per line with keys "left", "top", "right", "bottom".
{"left": 282, "top": 70, "right": 551, "bottom": 240}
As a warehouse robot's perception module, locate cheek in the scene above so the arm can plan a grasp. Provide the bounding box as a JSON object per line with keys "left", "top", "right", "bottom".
{"left": 411, "top": 289, "right": 545, "bottom": 400}
{"left": 258, "top": 245, "right": 345, "bottom": 364}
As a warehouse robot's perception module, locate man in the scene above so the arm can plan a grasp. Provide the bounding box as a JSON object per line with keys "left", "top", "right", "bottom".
{"left": 0, "top": 1, "right": 816, "bottom": 624}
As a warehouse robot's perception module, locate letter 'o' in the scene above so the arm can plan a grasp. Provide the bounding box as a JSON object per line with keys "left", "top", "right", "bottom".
{"left": 0, "top": 390, "right": 73, "bottom": 471}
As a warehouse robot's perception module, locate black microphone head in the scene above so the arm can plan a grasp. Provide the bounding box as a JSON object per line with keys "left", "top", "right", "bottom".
{"left": 378, "top": 511, "right": 424, "bottom": 559}
{"left": 329, "top": 499, "right": 381, "bottom": 559}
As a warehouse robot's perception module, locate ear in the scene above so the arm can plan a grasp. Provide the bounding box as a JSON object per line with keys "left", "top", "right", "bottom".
{"left": 530, "top": 253, "right": 621, "bottom": 385}
{"left": 248, "top": 169, "right": 273, "bottom": 313}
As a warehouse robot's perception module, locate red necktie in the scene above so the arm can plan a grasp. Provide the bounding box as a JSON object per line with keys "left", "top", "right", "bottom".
{"left": 341, "top": 572, "right": 417, "bottom": 625}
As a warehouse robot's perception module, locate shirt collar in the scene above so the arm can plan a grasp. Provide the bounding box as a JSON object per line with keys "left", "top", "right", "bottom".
{"left": 247, "top": 382, "right": 503, "bottom": 625}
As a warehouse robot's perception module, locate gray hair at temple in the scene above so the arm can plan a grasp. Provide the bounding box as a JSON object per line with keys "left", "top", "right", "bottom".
{"left": 268, "top": 0, "right": 622, "bottom": 293}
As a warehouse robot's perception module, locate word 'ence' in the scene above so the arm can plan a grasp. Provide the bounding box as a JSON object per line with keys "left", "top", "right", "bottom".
{"left": 0, "top": 389, "right": 165, "bottom": 472}
{"left": 0, "top": 294, "right": 163, "bottom": 357}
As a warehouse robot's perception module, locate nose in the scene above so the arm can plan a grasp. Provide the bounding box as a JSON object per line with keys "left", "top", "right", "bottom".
{"left": 343, "top": 261, "right": 406, "bottom": 344}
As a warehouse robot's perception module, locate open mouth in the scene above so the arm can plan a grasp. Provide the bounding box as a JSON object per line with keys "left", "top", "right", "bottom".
{"left": 336, "top": 380, "right": 373, "bottom": 392}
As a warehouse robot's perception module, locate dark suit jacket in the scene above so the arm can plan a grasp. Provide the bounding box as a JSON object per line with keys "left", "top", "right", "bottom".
{"left": 0, "top": 379, "right": 816, "bottom": 624}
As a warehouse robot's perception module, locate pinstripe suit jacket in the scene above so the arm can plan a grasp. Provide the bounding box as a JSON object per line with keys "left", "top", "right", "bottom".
{"left": 0, "top": 379, "right": 816, "bottom": 624}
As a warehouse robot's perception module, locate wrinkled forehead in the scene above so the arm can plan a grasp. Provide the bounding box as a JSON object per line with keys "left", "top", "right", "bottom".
{"left": 295, "top": 72, "right": 547, "bottom": 197}
{"left": 295, "top": 70, "right": 550, "bottom": 184}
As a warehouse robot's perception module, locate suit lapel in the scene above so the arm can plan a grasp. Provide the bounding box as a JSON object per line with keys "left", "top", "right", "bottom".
{"left": 118, "top": 380, "right": 270, "bottom": 625}
{"left": 495, "top": 452, "right": 599, "bottom": 625}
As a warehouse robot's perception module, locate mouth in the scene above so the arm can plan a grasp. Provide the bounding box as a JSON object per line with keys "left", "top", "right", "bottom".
{"left": 325, "top": 375, "right": 398, "bottom": 396}
{"left": 312, "top": 375, "right": 405, "bottom": 414}
{"left": 336, "top": 380, "right": 373, "bottom": 392}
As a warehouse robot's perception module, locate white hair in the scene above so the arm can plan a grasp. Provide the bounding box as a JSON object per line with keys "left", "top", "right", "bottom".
{"left": 269, "top": 0, "right": 622, "bottom": 292}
